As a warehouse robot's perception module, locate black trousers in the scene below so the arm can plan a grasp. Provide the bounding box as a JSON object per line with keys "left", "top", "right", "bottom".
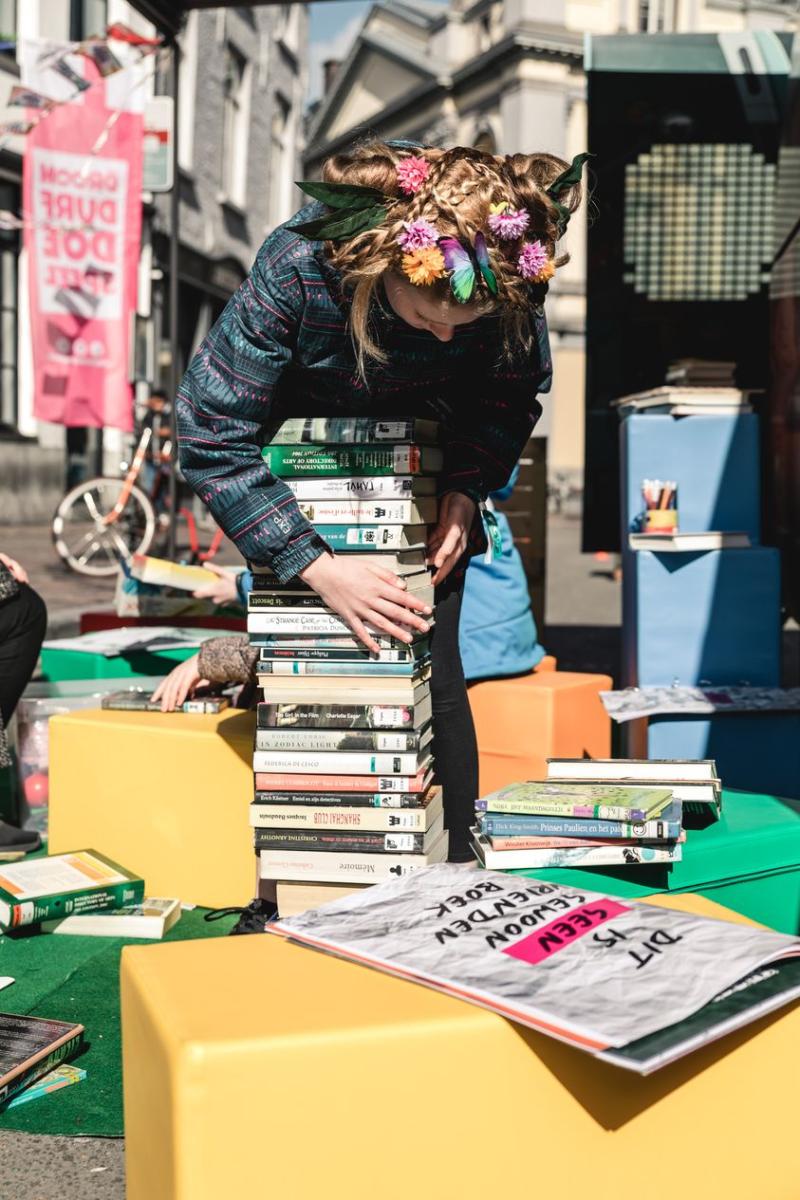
{"left": 429, "top": 577, "right": 479, "bottom": 862}
{"left": 0, "top": 584, "right": 48, "bottom": 726}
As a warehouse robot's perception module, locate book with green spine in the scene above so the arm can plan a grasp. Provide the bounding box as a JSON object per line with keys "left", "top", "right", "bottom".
{"left": 310, "top": 524, "right": 428, "bottom": 550}
{"left": 274, "top": 417, "right": 439, "bottom": 445}
{"left": 474, "top": 782, "right": 674, "bottom": 822}
{"left": 262, "top": 444, "right": 443, "bottom": 477}
{"left": 0, "top": 850, "right": 144, "bottom": 930}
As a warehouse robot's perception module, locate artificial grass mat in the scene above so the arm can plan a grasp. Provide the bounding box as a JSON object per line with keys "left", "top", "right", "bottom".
{"left": 0, "top": 907, "right": 237, "bottom": 1137}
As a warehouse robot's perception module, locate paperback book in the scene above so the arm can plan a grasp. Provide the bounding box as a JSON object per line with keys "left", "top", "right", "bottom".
{"left": 258, "top": 828, "right": 449, "bottom": 883}
{"left": 3, "top": 1063, "right": 86, "bottom": 1109}
{"left": 267, "top": 863, "right": 800, "bottom": 1074}
{"left": 274, "top": 416, "right": 439, "bottom": 445}
{"left": 254, "top": 724, "right": 432, "bottom": 752}
{"left": 254, "top": 811, "right": 444, "bottom": 855}
{"left": 0, "top": 850, "right": 144, "bottom": 930}
{"left": 254, "top": 790, "right": 433, "bottom": 809}
{"left": 474, "top": 782, "right": 674, "bottom": 822}
{"left": 250, "top": 787, "right": 441, "bottom": 831}
{"left": 284, "top": 476, "right": 436, "bottom": 500}
{"left": 256, "top": 697, "right": 432, "bottom": 730}
{"left": 303, "top": 524, "right": 428, "bottom": 551}
{"left": 472, "top": 832, "right": 682, "bottom": 869}
{"left": 256, "top": 657, "right": 430, "bottom": 678}
{"left": 252, "top": 749, "right": 425, "bottom": 775}
{"left": 48, "top": 896, "right": 182, "bottom": 939}
{"left": 254, "top": 766, "right": 433, "bottom": 793}
{"left": 263, "top": 444, "right": 443, "bottom": 478}
{"left": 476, "top": 801, "right": 683, "bottom": 841}
{"left": 296, "top": 497, "right": 437, "bottom": 525}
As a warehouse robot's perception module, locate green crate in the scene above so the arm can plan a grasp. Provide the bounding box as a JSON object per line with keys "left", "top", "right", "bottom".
{"left": 509, "top": 789, "right": 800, "bottom": 934}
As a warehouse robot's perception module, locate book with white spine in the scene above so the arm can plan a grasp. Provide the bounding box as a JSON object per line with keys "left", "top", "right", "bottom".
{"left": 250, "top": 788, "right": 442, "bottom": 832}
{"left": 296, "top": 497, "right": 437, "bottom": 525}
{"left": 285, "top": 476, "right": 436, "bottom": 500}
{"left": 252, "top": 749, "right": 424, "bottom": 775}
{"left": 258, "top": 828, "right": 449, "bottom": 882}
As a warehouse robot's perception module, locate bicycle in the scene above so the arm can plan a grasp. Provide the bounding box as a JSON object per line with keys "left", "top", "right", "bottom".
{"left": 52, "top": 424, "right": 224, "bottom": 577}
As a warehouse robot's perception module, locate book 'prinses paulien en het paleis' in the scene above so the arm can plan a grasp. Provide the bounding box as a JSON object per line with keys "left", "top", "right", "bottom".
{"left": 269, "top": 863, "right": 800, "bottom": 1074}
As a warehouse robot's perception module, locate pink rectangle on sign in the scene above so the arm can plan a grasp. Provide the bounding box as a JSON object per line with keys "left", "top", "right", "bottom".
{"left": 502, "top": 900, "right": 631, "bottom": 966}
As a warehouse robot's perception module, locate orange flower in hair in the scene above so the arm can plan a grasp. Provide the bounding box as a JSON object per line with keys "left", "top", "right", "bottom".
{"left": 402, "top": 246, "right": 446, "bottom": 286}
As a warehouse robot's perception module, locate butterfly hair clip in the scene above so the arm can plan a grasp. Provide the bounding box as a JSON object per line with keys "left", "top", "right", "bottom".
{"left": 438, "top": 234, "right": 498, "bottom": 304}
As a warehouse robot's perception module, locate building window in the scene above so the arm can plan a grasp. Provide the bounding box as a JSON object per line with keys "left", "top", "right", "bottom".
{"left": 221, "top": 43, "right": 251, "bottom": 208}
{"left": 637, "top": 1, "right": 675, "bottom": 32}
{"left": 69, "top": 0, "right": 107, "bottom": 40}
{"left": 269, "top": 93, "right": 291, "bottom": 227}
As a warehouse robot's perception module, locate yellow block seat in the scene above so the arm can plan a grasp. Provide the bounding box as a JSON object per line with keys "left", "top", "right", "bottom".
{"left": 122, "top": 893, "right": 799, "bottom": 1200}
{"left": 49, "top": 708, "right": 256, "bottom": 908}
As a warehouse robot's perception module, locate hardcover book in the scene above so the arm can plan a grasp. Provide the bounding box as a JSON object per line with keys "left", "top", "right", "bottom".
{"left": 0, "top": 850, "right": 144, "bottom": 930}
{"left": 267, "top": 863, "right": 800, "bottom": 1074}
{"left": 274, "top": 416, "right": 439, "bottom": 445}
{"left": 263, "top": 444, "right": 443, "bottom": 478}
{"left": 0, "top": 1014, "right": 84, "bottom": 1107}
{"left": 256, "top": 695, "right": 432, "bottom": 730}
{"left": 296, "top": 497, "right": 437, "bottom": 525}
{"left": 250, "top": 787, "right": 442, "bottom": 831}
{"left": 284, "top": 476, "right": 437, "bottom": 500}
{"left": 477, "top": 801, "right": 683, "bottom": 841}
{"left": 474, "top": 782, "right": 674, "bottom": 822}
{"left": 258, "top": 828, "right": 449, "bottom": 882}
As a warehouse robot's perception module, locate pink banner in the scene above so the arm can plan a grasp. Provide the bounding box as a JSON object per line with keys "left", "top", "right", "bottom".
{"left": 23, "top": 60, "right": 142, "bottom": 431}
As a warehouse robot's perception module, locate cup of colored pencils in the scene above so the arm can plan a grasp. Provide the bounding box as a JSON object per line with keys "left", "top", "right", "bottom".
{"left": 642, "top": 479, "right": 678, "bottom": 532}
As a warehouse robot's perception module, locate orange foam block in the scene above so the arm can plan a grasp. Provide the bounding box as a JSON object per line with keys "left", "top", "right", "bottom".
{"left": 468, "top": 670, "right": 612, "bottom": 795}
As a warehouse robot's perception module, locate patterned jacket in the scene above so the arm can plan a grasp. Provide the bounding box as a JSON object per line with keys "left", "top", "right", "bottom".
{"left": 0, "top": 562, "right": 19, "bottom": 768}
{"left": 177, "top": 209, "right": 552, "bottom": 582}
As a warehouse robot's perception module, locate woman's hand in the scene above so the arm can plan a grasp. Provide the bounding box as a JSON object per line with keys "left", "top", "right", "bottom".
{"left": 299, "top": 554, "right": 432, "bottom": 654}
{"left": 192, "top": 562, "right": 241, "bottom": 606}
{"left": 151, "top": 654, "right": 210, "bottom": 712}
{"left": 0, "top": 553, "right": 29, "bottom": 585}
{"left": 427, "top": 493, "right": 476, "bottom": 586}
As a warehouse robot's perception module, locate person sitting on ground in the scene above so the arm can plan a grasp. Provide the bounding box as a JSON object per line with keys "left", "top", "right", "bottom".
{"left": 0, "top": 553, "right": 47, "bottom": 852}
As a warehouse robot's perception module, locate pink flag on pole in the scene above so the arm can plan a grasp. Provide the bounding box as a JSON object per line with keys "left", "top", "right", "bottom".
{"left": 22, "top": 52, "right": 143, "bottom": 431}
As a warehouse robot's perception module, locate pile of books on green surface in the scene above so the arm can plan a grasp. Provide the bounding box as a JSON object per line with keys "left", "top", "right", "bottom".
{"left": 472, "top": 758, "right": 721, "bottom": 871}
{"left": 250, "top": 417, "right": 448, "bottom": 918}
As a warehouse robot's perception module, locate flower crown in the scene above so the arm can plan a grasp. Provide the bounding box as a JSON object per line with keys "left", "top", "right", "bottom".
{"left": 292, "top": 152, "right": 589, "bottom": 305}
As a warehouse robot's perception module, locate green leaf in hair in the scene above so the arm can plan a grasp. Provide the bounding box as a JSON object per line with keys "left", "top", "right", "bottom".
{"left": 291, "top": 204, "right": 388, "bottom": 242}
{"left": 546, "top": 152, "right": 592, "bottom": 200}
{"left": 296, "top": 180, "right": 388, "bottom": 211}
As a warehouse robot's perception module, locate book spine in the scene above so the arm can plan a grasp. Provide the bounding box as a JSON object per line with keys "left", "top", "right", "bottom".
{"left": 473, "top": 799, "right": 649, "bottom": 821}
{"left": 480, "top": 843, "right": 682, "bottom": 868}
{"left": 256, "top": 659, "right": 424, "bottom": 677}
{"left": 254, "top": 729, "right": 421, "bottom": 752}
{"left": 275, "top": 418, "right": 430, "bottom": 444}
{"left": 253, "top": 790, "right": 428, "bottom": 808}
{"left": 0, "top": 1033, "right": 83, "bottom": 1107}
{"left": 252, "top": 750, "right": 422, "bottom": 774}
{"left": 262, "top": 445, "right": 427, "bottom": 477}
{"left": 488, "top": 835, "right": 647, "bottom": 850}
{"left": 478, "top": 815, "right": 682, "bottom": 839}
{"left": 248, "top": 612, "right": 375, "bottom": 636}
{"left": 250, "top": 804, "right": 433, "bottom": 830}
{"left": 285, "top": 477, "right": 419, "bottom": 499}
{"left": 254, "top": 771, "right": 428, "bottom": 792}
{"left": 258, "top": 847, "right": 440, "bottom": 882}
{"left": 256, "top": 702, "right": 416, "bottom": 729}
{"left": 249, "top": 594, "right": 330, "bottom": 609}
{"left": 4, "top": 878, "right": 145, "bottom": 929}
{"left": 312, "top": 525, "right": 422, "bottom": 551}
{"left": 296, "top": 500, "right": 416, "bottom": 523}
{"left": 254, "top": 829, "right": 427, "bottom": 853}
{"left": 256, "top": 646, "right": 419, "bottom": 663}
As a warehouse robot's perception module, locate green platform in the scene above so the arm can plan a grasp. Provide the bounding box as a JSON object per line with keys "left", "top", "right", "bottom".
{"left": 0, "top": 907, "right": 236, "bottom": 1137}
{"left": 513, "top": 789, "right": 800, "bottom": 934}
{"left": 40, "top": 645, "right": 197, "bottom": 682}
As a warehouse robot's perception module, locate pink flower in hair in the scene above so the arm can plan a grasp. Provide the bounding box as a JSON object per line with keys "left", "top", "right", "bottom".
{"left": 488, "top": 206, "right": 530, "bottom": 240}
{"left": 396, "top": 218, "right": 439, "bottom": 251}
{"left": 518, "top": 240, "right": 552, "bottom": 282}
{"left": 396, "top": 155, "right": 430, "bottom": 195}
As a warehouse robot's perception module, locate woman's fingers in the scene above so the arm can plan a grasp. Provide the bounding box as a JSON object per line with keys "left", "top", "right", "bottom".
{"left": 363, "top": 612, "right": 414, "bottom": 644}
{"left": 365, "top": 564, "right": 403, "bottom": 587}
{"left": 349, "top": 615, "right": 380, "bottom": 655}
{"left": 370, "top": 597, "right": 429, "bottom": 633}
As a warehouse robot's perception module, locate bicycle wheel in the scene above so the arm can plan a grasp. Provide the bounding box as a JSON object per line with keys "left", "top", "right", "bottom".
{"left": 52, "top": 477, "right": 157, "bottom": 577}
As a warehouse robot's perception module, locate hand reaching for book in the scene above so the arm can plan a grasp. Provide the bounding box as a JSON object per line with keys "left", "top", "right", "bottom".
{"left": 151, "top": 654, "right": 210, "bottom": 712}
{"left": 427, "top": 493, "right": 476, "bottom": 586}
{"left": 299, "top": 553, "right": 432, "bottom": 654}
{"left": 192, "top": 562, "right": 241, "bottom": 606}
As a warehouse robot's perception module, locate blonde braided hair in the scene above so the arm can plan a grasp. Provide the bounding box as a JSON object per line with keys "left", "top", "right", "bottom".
{"left": 321, "top": 141, "right": 581, "bottom": 374}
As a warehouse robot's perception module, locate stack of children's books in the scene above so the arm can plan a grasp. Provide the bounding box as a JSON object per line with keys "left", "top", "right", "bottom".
{"left": 471, "top": 758, "right": 721, "bottom": 871}
{"left": 249, "top": 417, "right": 449, "bottom": 918}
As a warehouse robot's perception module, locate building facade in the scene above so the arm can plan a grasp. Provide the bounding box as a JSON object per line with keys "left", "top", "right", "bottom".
{"left": 0, "top": 0, "right": 307, "bottom": 521}
{"left": 305, "top": 0, "right": 797, "bottom": 487}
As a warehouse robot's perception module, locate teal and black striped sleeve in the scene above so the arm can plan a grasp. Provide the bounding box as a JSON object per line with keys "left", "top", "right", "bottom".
{"left": 176, "top": 239, "right": 329, "bottom": 582}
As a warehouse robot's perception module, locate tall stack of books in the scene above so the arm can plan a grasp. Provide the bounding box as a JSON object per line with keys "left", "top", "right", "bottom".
{"left": 471, "top": 759, "right": 721, "bottom": 872}
{"left": 249, "top": 417, "right": 449, "bottom": 918}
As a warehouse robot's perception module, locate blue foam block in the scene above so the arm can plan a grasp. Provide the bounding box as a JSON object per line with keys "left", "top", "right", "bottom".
{"left": 648, "top": 715, "right": 800, "bottom": 800}
{"left": 620, "top": 412, "right": 761, "bottom": 541}
{"left": 622, "top": 546, "right": 781, "bottom": 687}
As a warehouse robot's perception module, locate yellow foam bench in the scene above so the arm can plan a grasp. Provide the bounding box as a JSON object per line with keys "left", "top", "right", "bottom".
{"left": 49, "top": 708, "right": 256, "bottom": 908}
{"left": 121, "top": 893, "right": 798, "bottom": 1200}
{"left": 469, "top": 669, "right": 613, "bottom": 794}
